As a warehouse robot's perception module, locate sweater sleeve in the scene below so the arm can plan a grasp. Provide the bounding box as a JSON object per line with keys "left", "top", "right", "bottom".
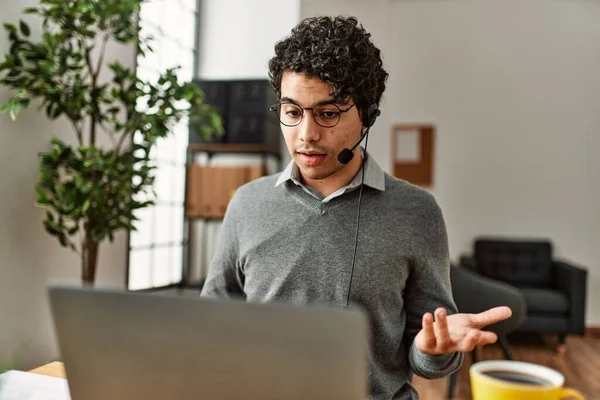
{"left": 200, "top": 190, "right": 246, "bottom": 300}
{"left": 403, "top": 192, "right": 463, "bottom": 379}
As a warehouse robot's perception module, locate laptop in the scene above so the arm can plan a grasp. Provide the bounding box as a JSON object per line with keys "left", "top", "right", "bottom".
{"left": 48, "top": 284, "right": 369, "bottom": 400}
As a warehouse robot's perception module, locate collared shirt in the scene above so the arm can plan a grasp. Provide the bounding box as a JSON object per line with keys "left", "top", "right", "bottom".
{"left": 274, "top": 148, "right": 386, "bottom": 202}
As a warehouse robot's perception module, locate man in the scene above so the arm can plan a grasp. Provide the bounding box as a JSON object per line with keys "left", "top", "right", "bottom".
{"left": 201, "top": 16, "right": 511, "bottom": 399}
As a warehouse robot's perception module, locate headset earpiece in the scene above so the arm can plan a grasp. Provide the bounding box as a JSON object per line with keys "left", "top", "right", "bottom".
{"left": 363, "top": 104, "right": 381, "bottom": 128}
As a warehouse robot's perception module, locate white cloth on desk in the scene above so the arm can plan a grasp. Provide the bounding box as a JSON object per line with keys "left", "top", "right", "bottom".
{"left": 0, "top": 370, "right": 70, "bottom": 400}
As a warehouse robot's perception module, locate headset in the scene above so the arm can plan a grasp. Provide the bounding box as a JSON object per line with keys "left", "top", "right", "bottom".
{"left": 336, "top": 103, "right": 380, "bottom": 307}
{"left": 337, "top": 104, "right": 381, "bottom": 165}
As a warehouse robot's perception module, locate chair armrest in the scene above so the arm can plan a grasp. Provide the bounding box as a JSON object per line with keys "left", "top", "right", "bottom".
{"left": 459, "top": 255, "right": 477, "bottom": 270}
{"left": 553, "top": 260, "right": 587, "bottom": 334}
{"left": 451, "top": 265, "right": 526, "bottom": 336}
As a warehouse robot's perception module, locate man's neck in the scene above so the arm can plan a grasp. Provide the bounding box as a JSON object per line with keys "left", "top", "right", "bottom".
{"left": 300, "top": 153, "right": 364, "bottom": 197}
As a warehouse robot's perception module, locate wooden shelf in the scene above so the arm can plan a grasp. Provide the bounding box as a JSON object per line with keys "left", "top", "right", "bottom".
{"left": 187, "top": 143, "right": 280, "bottom": 156}
{"left": 185, "top": 164, "right": 264, "bottom": 219}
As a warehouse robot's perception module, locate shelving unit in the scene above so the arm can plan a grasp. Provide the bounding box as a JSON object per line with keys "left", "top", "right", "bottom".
{"left": 180, "top": 143, "right": 283, "bottom": 290}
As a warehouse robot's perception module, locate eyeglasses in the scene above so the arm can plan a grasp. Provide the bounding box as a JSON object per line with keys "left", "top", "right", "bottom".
{"left": 269, "top": 101, "right": 356, "bottom": 128}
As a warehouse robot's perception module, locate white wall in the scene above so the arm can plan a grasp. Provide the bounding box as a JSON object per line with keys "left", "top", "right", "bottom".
{"left": 301, "top": 0, "right": 600, "bottom": 324}
{"left": 0, "top": 0, "right": 133, "bottom": 369}
{"left": 198, "top": 0, "right": 301, "bottom": 80}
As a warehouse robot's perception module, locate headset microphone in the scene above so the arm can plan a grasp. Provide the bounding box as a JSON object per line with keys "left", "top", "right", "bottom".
{"left": 337, "top": 131, "right": 367, "bottom": 165}
{"left": 337, "top": 104, "right": 380, "bottom": 165}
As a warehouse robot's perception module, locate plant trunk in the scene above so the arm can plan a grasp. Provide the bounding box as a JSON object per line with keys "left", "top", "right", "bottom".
{"left": 82, "top": 224, "right": 99, "bottom": 284}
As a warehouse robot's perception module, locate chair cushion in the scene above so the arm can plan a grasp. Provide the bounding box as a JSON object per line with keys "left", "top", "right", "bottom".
{"left": 474, "top": 239, "right": 553, "bottom": 286}
{"left": 520, "top": 288, "right": 569, "bottom": 315}
{"left": 519, "top": 315, "right": 569, "bottom": 334}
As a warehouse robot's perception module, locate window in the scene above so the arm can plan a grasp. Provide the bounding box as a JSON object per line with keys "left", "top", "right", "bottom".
{"left": 128, "top": 0, "right": 199, "bottom": 290}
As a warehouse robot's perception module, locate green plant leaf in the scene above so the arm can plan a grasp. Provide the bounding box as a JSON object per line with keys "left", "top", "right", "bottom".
{"left": 3, "top": 23, "right": 17, "bottom": 35}
{"left": 9, "top": 102, "right": 21, "bottom": 121}
{"left": 36, "top": 187, "right": 49, "bottom": 204}
{"left": 43, "top": 222, "right": 59, "bottom": 237}
{"left": 58, "top": 234, "right": 68, "bottom": 247}
{"left": 19, "top": 21, "right": 30, "bottom": 37}
{"left": 0, "top": 101, "right": 11, "bottom": 114}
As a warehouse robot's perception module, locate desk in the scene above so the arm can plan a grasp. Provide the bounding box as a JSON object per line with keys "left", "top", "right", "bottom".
{"left": 29, "top": 362, "right": 66, "bottom": 379}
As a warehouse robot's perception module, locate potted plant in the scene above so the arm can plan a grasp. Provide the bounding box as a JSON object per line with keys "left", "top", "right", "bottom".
{"left": 0, "top": 0, "right": 222, "bottom": 284}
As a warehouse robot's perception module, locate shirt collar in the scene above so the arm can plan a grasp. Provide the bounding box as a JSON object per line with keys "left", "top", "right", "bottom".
{"left": 274, "top": 148, "right": 386, "bottom": 192}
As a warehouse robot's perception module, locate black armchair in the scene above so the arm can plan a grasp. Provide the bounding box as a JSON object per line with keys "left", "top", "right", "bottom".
{"left": 460, "top": 238, "right": 588, "bottom": 341}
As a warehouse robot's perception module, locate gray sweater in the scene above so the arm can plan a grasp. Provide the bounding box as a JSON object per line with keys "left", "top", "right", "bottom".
{"left": 201, "top": 155, "right": 463, "bottom": 399}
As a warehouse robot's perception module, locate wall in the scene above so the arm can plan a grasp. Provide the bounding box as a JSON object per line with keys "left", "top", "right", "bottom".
{"left": 0, "top": 0, "right": 133, "bottom": 369}
{"left": 300, "top": 0, "right": 600, "bottom": 324}
{"left": 198, "top": 0, "right": 302, "bottom": 80}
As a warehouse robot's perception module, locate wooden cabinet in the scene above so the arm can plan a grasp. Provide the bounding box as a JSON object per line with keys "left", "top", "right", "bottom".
{"left": 186, "top": 164, "right": 264, "bottom": 218}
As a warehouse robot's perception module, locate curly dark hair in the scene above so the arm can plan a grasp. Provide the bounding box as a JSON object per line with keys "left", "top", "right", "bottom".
{"left": 268, "top": 16, "right": 389, "bottom": 120}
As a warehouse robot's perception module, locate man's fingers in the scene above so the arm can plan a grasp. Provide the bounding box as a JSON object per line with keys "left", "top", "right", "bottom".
{"left": 470, "top": 306, "right": 512, "bottom": 329}
{"left": 479, "top": 331, "right": 498, "bottom": 346}
{"left": 421, "top": 312, "right": 436, "bottom": 350}
{"left": 419, "top": 307, "right": 507, "bottom": 354}
{"left": 458, "top": 330, "right": 498, "bottom": 352}
{"left": 459, "top": 329, "right": 481, "bottom": 352}
{"left": 433, "top": 308, "right": 451, "bottom": 350}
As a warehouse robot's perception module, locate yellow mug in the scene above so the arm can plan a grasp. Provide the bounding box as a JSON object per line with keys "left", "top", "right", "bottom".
{"left": 470, "top": 360, "right": 584, "bottom": 400}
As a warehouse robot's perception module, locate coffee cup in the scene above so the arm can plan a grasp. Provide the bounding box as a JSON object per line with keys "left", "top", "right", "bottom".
{"left": 470, "top": 360, "right": 584, "bottom": 399}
